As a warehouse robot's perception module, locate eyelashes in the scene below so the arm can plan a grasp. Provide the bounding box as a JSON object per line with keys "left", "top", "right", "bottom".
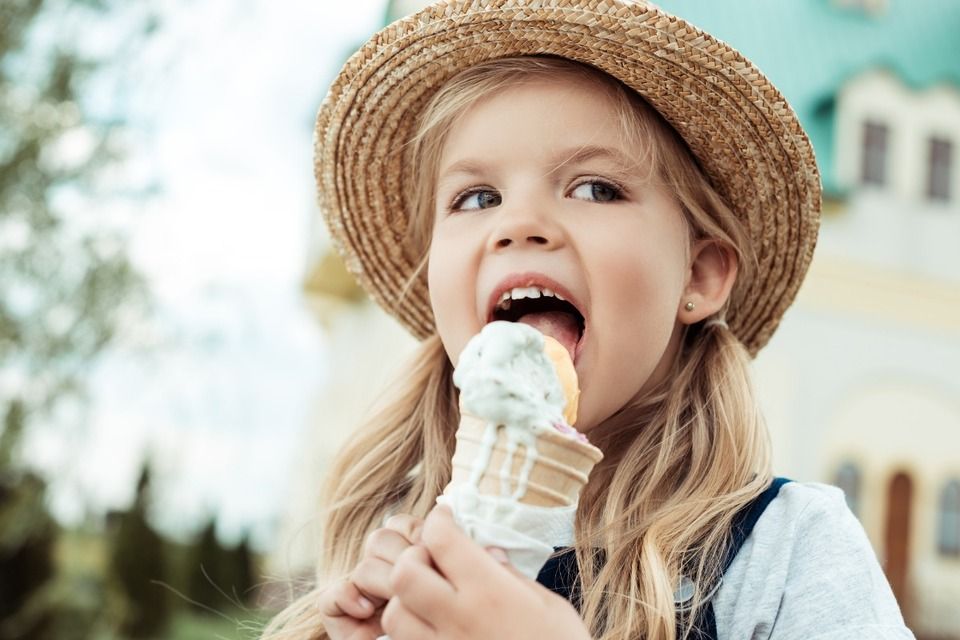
{"left": 570, "top": 179, "right": 624, "bottom": 203}
{"left": 445, "top": 177, "right": 627, "bottom": 214}
{"left": 448, "top": 187, "right": 500, "bottom": 211}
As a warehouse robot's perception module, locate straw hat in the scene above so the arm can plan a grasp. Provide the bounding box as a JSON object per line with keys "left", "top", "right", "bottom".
{"left": 314, "top": 0, "right": 821, "bottom": 356}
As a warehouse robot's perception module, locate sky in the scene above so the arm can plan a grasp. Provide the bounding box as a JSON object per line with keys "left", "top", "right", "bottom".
{"left": 25, "top": 0, "right": 391, "bottom": 550}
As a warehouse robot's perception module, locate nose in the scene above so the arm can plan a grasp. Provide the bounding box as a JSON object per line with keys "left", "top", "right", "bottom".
{"left": 487, "top": 199, "right": 565, "bottom": 252}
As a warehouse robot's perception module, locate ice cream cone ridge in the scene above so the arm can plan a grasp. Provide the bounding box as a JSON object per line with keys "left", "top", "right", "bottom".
{"left": 449, "top": 412, "right": 603, "bottom": 507}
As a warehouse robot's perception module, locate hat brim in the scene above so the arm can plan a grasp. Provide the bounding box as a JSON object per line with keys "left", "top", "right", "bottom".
{"left": 314, "top": 0, "right": 821, "bottom": 356}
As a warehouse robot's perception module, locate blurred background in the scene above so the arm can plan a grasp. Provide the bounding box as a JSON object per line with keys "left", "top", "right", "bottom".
{"left": 1, "top": 0, "right": 957, "bottom": 638}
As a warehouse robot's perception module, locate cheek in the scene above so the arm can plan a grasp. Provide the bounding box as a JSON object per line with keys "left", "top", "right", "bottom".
{"left": 580, "top": 238, "right": 687, "bottom": 427}
{"left": 427, "top": 238, "right": 474, "bottom": 365}
{"left": 596, "top": 235, "right": 684, "bottom": 330}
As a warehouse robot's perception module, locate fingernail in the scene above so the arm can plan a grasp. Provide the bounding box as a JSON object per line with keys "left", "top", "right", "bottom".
{"left": 358, "top": 596, "right": 373, "bottom": 610}
{"left": 487, "top": 547, "right": 510, "bottom": 564}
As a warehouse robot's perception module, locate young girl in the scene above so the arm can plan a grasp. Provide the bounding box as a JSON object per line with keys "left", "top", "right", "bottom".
{"left": 265, "top": 1, "right": 913, "bottom": 638}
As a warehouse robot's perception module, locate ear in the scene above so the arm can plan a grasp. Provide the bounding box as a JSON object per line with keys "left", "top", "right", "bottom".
{"left": 679, "top": 240, "right": 738, "bottom": 325}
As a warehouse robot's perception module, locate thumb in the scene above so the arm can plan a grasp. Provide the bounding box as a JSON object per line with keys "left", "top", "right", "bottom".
{"left": 486, "top": 547, "right": 564, "bottom": 607}
{"left": 485, "top": 546, "right": 530, "bottom": 580}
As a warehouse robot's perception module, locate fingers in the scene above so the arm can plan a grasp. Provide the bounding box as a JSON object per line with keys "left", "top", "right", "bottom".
{"left": 485, "top": 546, "right": 533, "bottom": 582}
{"left": 354, "top": 515, "right": 424, "bottom": 607}
{"left": 350, "top": 556, "right": 393, "bottom": 606}
{"left": 382, "top": 513, "right": 424, "bottom": 545}
{"left": 486, "top": 546, "right": 511, "bottom": 565}
{"left": 318, "top": 578, "right": 377, "bottom": 620}
{"left": 390, "top": 544, "right": 456, "bottom": 618}
{"left": 364, "top": 526, "right": 416, "bottom": 565}
{"left": 381, "top": 592, "right": 437, "bottom": 640}
{"left": 420, "top": 505, "right": 507, "bottom": 587}
{"left": 316, "top": 515, "right": 426, "bottom": 632}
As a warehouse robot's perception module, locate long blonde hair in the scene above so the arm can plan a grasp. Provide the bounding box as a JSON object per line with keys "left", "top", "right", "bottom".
{"left": 263, "top": 56, "right": 771, "bottom": 640}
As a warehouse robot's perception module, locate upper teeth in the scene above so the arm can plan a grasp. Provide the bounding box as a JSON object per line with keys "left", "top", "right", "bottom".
{"left": 496, "top": 286, "right": 566, "bottom": 311}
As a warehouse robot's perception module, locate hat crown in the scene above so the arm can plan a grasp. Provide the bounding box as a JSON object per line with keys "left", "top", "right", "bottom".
{"left": 314, "top": 0, "right": 821, "bottom": 355}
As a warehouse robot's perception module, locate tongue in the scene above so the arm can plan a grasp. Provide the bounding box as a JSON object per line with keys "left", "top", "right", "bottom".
{"left": 518, "top": 311, "right": 581, "bottom": 361}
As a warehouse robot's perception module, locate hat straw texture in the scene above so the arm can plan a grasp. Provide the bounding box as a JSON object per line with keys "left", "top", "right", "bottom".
{"left": 314, "top": 0, "right": 821, "bottom": 356}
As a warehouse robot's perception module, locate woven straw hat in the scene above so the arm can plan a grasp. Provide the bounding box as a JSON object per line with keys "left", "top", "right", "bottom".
{"left": 314, "top": 0, "right": 821, "bottom": 356}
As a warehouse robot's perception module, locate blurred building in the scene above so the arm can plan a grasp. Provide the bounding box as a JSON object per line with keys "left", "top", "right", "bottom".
{"left": 649, "top": 2, "right": 960, "bottom": 636}
{"left": 279, "top": 0, "right": 960, "bottom": 636}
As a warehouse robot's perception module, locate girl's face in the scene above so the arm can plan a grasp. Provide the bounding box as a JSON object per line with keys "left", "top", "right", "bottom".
{"left": 427, "top": 76, "right": 693, "bottom": 432}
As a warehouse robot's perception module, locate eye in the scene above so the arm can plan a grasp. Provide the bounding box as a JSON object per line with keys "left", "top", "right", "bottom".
{"left": 449, "top": 188, "right": 502, "bottom": 212}
{"left": 570, "top": 179, "right": 624, "bottom": 203}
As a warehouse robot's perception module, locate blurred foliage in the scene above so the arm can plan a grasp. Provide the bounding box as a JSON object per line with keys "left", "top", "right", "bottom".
{"left": 108, "top": 463, "right": 169, "bottom": 638}
{"left": 0, "top": 0, "right": 152, "bottom": 429}
{"left": 0, "top": 399, "right": 121, "bottom": 640}
{"left": 0, "top": 402, "right": 57, "bottom": 639}
{"left": 186, "top": 516, "right": 257, "bottom": 615}
{"left": 0, "top": 1, "right": 276, "bottom": 637}
{"left": 231, "top": 534, "right": 256, "bottom": 607}
{"left": 1, "top": 0, "right": 160, "bottom": 637}
{"left": 186, "top": 518, "right": 221, "bottom": 613}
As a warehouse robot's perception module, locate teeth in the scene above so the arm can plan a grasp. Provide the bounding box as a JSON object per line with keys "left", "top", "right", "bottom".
{"left": 510, "top": 286, "right": 541, "bottom": 300}
{"left": 496, "top": 285, "right": 567, "bottom": 312}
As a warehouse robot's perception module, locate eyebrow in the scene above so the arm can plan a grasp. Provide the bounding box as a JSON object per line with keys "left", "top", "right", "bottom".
{"left": 437, "top": 144, "right": 638, "bottom": 184}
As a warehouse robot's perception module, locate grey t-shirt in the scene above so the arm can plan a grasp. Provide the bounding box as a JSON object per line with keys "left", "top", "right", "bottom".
{"left": 714, "top": 482, "right": 915, "bottom": 640}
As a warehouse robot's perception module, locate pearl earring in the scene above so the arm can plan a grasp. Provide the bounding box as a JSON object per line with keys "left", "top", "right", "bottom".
{"left": 684, "top": 301, "right": 695, "bottom": 311}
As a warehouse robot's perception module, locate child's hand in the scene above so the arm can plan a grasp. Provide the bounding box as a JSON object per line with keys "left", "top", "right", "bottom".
{"left": 318, "top": 514, "right": 423, "bottom": 640}
{"left": 382, "top": 506, "right": 592, "bottom": 640}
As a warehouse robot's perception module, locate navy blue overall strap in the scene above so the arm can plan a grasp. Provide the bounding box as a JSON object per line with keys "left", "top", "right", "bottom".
{"left": 535, "top": 477, "right": 793, "bottom": 638}
{"left": 722, "top": 477, "right": 793, "bottom": 572}
{"left": 690, "top": 476, "right": 793, "bottom": 639}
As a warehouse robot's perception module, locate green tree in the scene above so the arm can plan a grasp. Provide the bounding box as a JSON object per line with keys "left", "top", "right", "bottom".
{"left": 216, "top": 530, "right": 258, "bottom": 609}
{"left": 1, "top": 0, "right": 159, "bottom": 634}
{"left": 0, "top": 401, "right": 58, "bottom": 640}
{"left": 230, "top": 532, "right": 257, "bottom": 606}
{"left": 186, "top": 516, "right": 231, "bottom": 613}
{"left": 109, "top": 462, "right": 170, "bottom": 637}
{"left": 186, "top": 520, "right": 262, "bottom": 614}
{"left": 1, "top": 0, "right": 155, "bottom": 426}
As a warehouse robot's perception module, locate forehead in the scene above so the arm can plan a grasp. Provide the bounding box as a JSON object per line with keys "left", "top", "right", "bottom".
{"left": 444, "top": 74, "right": 622, "bottom": 146}
{"left": 438, "top": 74, "right": 636, "bottom": 175}
{"left": 449, "top": 74, "right": 621, "bottom": 138}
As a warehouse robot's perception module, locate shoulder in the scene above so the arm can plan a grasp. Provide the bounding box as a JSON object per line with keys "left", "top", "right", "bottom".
{"left": 760, "top": 481, "right": 860, "bottom": 540}
{"left": 712, "top": 481, "right": 915, "bottom": 640}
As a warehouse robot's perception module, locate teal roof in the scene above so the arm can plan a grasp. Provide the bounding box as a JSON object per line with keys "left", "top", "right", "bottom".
{"left": 652, "top": 0, "right": 960, "bottom": 195}
{"left": 381, "top": 1, "right": 960, "bottom": 195}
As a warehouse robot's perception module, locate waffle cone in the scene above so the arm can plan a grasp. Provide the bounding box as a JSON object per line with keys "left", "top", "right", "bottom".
{"left": 447, "top": 413, "right": 603, "bottom": 507}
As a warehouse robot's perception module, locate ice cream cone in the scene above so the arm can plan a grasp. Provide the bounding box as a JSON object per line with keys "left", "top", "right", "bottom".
{"left": 448, "top": 412, "right": 603, "bottom": 507}
{"left": 439, "top": 322, "right": 603, "bottom": 580}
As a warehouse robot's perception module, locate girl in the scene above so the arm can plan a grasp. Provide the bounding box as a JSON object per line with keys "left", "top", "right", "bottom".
{"left": 265, "top": 1, "right": 913, "bottom": 638}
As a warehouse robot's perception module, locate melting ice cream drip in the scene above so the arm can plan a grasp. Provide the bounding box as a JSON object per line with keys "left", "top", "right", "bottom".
{"left": 493, "top": 425, "right": 540, "bottom": 500}
{"left": 455, "top": 322, "right": 578, "bottom": 501}
{"left": 468, "top": 421, "right": 497, "bottom": 488}
{"left": 467, "top": 419, "right": 543, "bottom": 501}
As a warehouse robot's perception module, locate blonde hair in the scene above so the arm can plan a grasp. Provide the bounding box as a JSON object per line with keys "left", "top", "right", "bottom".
{"left": 263, "top": 56, "right": 771, "bottom": 640}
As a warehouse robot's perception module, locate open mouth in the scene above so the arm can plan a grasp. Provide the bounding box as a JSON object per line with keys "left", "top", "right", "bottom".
{"left": 488, "top": 286, "right": 586, "bottom": 362}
